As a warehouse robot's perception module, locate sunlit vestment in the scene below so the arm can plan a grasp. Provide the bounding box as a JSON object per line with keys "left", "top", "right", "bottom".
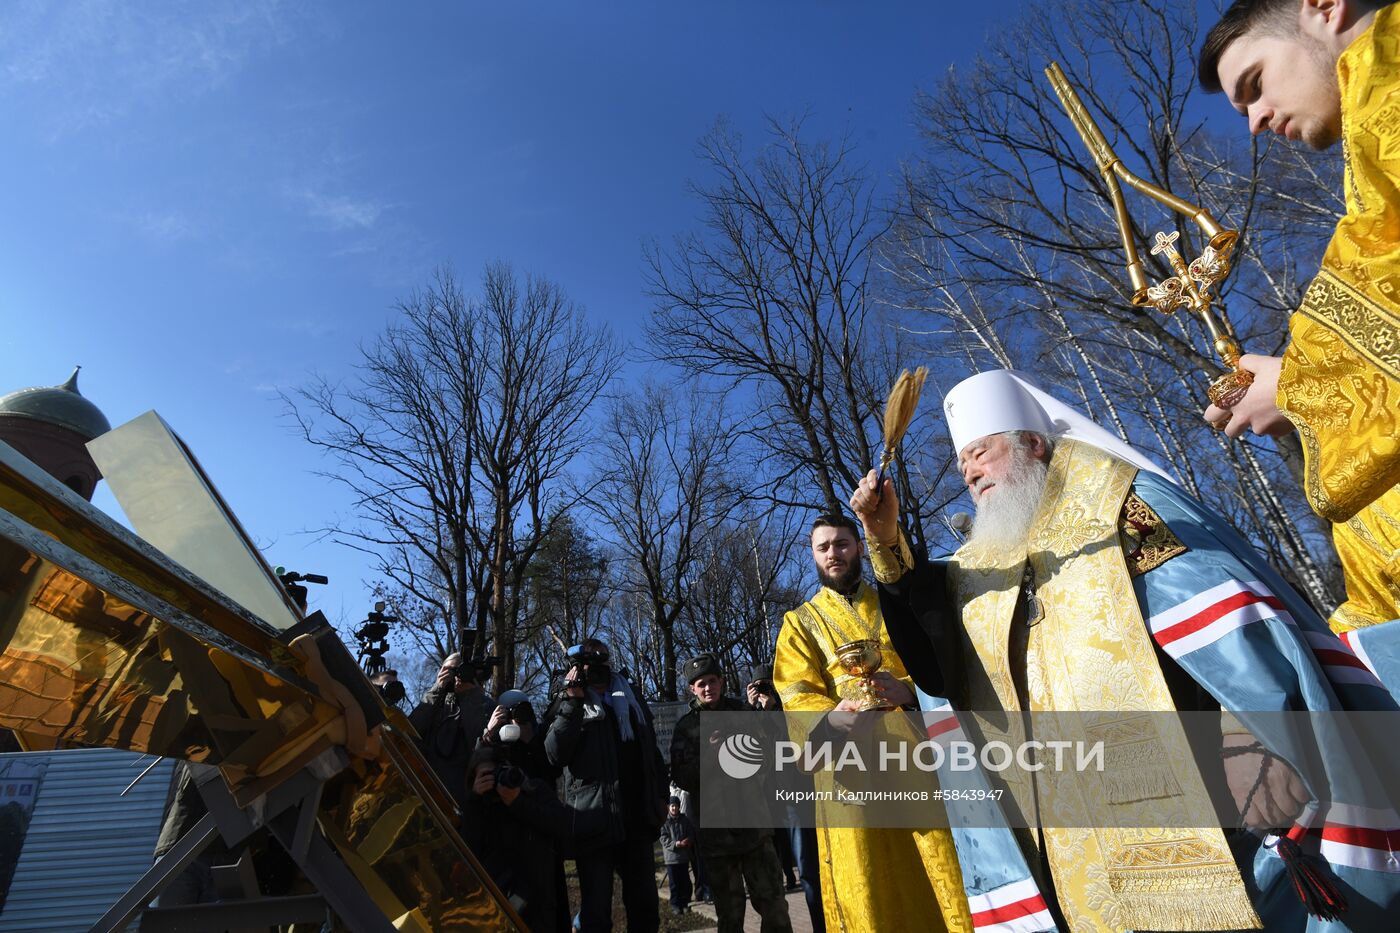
{"left": 876, "top": 440, "right": 1400, "bottom": 932}
{"left": 1330, "top": 486, "right": 1400, "bottom": 632}
{"left": 1275, "top": 4, "right": 1400, "bottom": 630}
{"left": 773, "top": 583, "right": 972, "bottom": 933}
{"left": 943, "top": 441, "right": 1257, "bottom": 932}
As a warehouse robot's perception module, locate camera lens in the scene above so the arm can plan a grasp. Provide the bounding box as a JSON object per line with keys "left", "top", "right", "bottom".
{"left": 495, "top": 764, "right": 525, "bottom": 790}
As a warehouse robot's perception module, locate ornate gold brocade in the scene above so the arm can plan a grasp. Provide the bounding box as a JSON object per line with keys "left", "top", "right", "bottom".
{"left": 1329, "top": 483, "right": 1400, "bottom": 630}
{"left": 868, "top": 533, "right": 914, "bottom": 585}
{"left": 949, "top": 441, "right": 1260, "bottom": 932}
{"left": 0, "top": 436, "right": 519, "bottom": 930}
{"left": 1121, "top": 492, "right": 1188, "bottom": 577}
{"left": 1281, "top": 273, "right": 1400, "bottom": 523}
{"left": 773, "top": 585, "right": 973, "bottom": 933}
{"left": 1277, "top": 6, "right": 1400, "bottom": 525}
{"left": 777, "top": 584, "right": 892, "bottom": 708}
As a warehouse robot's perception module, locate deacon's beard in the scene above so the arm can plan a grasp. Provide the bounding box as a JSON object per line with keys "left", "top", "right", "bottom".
{"left": 817, "top": 560, "right": 863, "bottom": 594}
{"left": 968, "top": 445, "right": 1049, "bottom": 552}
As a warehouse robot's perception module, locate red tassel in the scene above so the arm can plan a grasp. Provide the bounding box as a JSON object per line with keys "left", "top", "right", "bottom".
{"left": 1275, "top": 829, "right": 1348, "bottom": 921}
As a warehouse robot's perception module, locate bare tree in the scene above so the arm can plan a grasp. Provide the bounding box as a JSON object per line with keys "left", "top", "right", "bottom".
{"left": 469, "top": 264, "right": 621, "bottom": 685}
{"left": 285, "top": 263, "right": 619, "bottom": 683}
{"left": 677, "top": 512, "right": 806, "bottom": 692}
{"left": 608, "top": 589, "right": 671, "bottom": 700}
{"left": 515, "top": 511, "right": 612, "bottom": 697}
{"left": 645, "top": 117, "right": 951, "bottom": 553}
{"left": 885, "top": 0, "right": 1343, "bottom": 606}
{"left": 587, "top": 385, "right": 741, "bottom": 699}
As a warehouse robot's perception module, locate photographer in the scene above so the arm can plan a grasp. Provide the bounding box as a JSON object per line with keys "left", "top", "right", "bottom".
{"left": 370, "top": 669, "right": 406, "bottom": 708}
{"left": 671, "top": 654, "right": 791, "bottom": 933}
{"left": 543, "top": 638, "right": 667, "bottom": 933}
{"left": 480, "top": 688, "right": 555, "bottom": 782}
{"left": 461, "top": 745, "right": 574, "bottom": 933}
{"left": 409, "top": 652, "right": 496, "bottom": 808}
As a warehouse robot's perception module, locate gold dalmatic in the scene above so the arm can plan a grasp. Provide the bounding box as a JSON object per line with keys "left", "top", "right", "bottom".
{"left": 949, "top": 440, "right": 1261, "bottom": 932}
{"left": 774, "top": 584, "right": 973, "bottom": 933}
{"left": 1276, "top": 5, "right": 1400, "bottom": 630}
{"left": 1330, "top": 486, "right": 1400, "bottom": 630}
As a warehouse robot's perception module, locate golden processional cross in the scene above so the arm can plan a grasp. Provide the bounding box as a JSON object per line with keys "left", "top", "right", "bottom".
{"left": 1044, "top": 63, "right": 1254, "bottom": 408}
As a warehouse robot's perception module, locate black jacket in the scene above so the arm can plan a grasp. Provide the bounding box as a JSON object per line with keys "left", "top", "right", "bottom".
{"left": 542, "top": 688, "right": 668, "bottom": 853}
{"left": 875, "top": 557, "right": 963, "bottom": 704}
{"left": 461, "top": 778, "right": 580, "bottom": 933}
{"left": 409, "top": 685, "right": 497, "bottom": 806}
{"left": 670, "top": 694, "right": 772, "bottom": 857}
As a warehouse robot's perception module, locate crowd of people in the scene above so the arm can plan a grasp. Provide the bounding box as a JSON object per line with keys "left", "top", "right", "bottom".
{"left": 408, "top": 637, "right": 821, "bottom": 933}
{"left": 416, "top": 5, "right": 1400, "bottom": 926}
{"left": 139, "top": 2, "right": 1400, "bottom": 929}
{"left": 426, "top": 5, "right": 1400, "bottom": 924}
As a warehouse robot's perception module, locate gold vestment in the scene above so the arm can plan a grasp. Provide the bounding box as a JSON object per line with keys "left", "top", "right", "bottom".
{"left": 945, "top": 441, "right": 1261, "bottom": 932}
{"left": 773, "top": 583, "right": 972, "bottom": 933}
{"left": 1277, "top": 5, "right": 1400, "bottom": 628}
{"left": 1332, "top": 486, "right": 1400, "bottom": 630}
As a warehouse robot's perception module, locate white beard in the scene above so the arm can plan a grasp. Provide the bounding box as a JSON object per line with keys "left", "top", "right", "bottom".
{"left": 967, "top": 446, "right": 1048, "bottom": 552}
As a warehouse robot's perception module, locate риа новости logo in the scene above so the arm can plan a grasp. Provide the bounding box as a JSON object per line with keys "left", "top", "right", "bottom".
{"left": 717, "top": 733, "right": 764, "bottom": 779}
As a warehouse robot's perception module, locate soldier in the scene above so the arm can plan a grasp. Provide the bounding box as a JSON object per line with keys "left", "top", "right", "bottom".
{"left": 670, "top": 653, "right": 792, "bottom": 933}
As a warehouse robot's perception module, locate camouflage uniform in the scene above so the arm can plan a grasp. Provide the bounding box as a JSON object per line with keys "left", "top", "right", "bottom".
{"left": 671, "top": 693, "right": 792, "bottom": 933}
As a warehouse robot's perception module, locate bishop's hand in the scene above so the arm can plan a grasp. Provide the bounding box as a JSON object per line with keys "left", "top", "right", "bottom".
{"left": 850, "top": 469, "right": 899, "bottom": 547}
{"left": 1222, "top": 732, "right": 1309, "bottom": 830}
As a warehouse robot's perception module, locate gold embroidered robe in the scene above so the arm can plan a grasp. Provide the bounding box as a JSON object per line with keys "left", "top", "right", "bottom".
{"left": 773, "top": 583, "right": 972, "bottom": 933}
{"left": 946, "top": 440, "right": 1261, "bottom": 932}
{"left": 1331, "top": 486, "right": 1400, "bottom": 631}
{"left": 1276, "top": 5, "right": 1400, "bottom": 629}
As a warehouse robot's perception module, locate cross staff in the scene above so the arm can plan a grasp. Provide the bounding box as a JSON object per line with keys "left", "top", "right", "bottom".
{"left": 1044, "top": 62, "right": 1254, "bottom": 409}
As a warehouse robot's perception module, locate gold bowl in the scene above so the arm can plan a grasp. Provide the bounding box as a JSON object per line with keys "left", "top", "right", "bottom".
{"left": 835, "top": 639, "right": 894, "bottom": 711}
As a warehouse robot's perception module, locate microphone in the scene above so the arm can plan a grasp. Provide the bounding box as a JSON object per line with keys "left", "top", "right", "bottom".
{"left": 950, "top": 512, "right": 972, "bottom": 536}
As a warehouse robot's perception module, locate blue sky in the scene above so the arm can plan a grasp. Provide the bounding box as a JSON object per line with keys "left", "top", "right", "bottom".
{"left": 2, "top": 0, "right": 1039, "bottom": 627}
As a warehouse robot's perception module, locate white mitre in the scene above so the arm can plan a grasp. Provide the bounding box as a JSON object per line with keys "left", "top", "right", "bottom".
{"left": 941, "top": 369, "right": 1175, "bottom": 482}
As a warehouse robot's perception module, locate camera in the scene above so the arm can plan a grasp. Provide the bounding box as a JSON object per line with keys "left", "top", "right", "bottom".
{"left": 443, "top": 656, "right": 499, "bottom": 689}
{"left": 467, "top": 656, "right": 500, "bottom": 686}
{"left": 567, "top": 645, "right": 610, "bottom": 667}
{"left": 276, "top": 567, "right": 328, "bottom": 613}
{"left": 497, "top": 689, "right": 531, "bottom": 723}
{"left": 377, "top": 679, "right": 406, "bottom": 706}
{"left": 565, "top": 644, "right": 612, "bottom": 687}
{"left": 355, "top": 601, "right": 398, "bottom": 677}
{"left": 494, "top": 763, "right": 526, "bottom": 790}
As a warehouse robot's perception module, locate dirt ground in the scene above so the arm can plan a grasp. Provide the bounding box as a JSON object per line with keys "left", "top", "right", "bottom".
{"left": 560, "top": 853, "right": 711, "bottom": 932}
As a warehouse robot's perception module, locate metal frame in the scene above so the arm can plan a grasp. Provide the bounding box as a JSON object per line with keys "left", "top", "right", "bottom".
{"left": 91, "top": 750, "right": 395, "bottom": 933}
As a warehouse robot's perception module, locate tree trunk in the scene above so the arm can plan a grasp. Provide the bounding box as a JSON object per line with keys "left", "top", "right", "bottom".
{"left": 490, "top": 486, "right": 509, "bottom": 665}
{"left": 453, "top": 528, "right": 470, "bottom": 657}
{"left": 660, "top": 616, "right": 677, "bottom": 701}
